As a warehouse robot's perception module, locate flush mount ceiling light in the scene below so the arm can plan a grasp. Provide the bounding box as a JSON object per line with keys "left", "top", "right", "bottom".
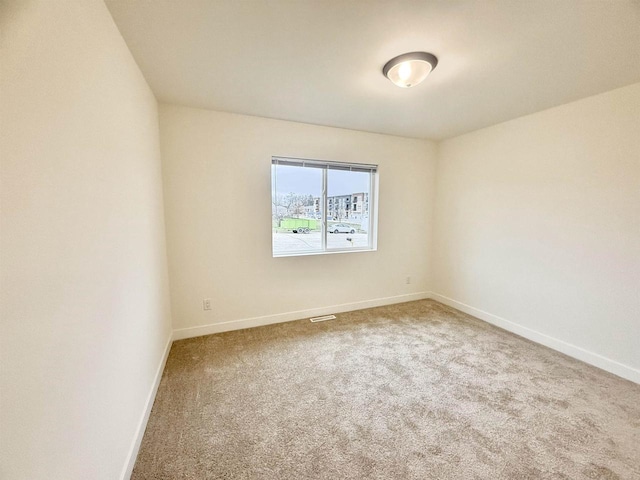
{"left": 382, "top": 52, "right": 438, "bottom": 88}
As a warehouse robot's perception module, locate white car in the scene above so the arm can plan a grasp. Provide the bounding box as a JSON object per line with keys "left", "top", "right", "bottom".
{"left": 330, "top": 223, "right": 355, "bottom": 234}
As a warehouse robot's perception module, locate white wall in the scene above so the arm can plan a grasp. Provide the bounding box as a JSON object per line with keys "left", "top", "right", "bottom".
{"left": 433, "top": 83, "right": 640, "bottom": 381}
{"left": 159, "top": 105, "right": 437, "bottom": 336}
{"left": 0, "top": 1, "right": 172, "bottom": 479}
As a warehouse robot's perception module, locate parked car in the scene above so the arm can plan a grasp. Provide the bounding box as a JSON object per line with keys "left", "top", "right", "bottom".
{"left": 330, "top": 223, "right": 355, "bottom": 234}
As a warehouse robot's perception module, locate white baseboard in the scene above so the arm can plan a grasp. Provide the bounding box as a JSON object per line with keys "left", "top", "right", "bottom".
{"left": 120, "top": 333, "right": 173, "bottom": 480}
{"left": 431, "top": 292, "right": 640, "bottom": 384}
{"left": 173, "top": 292, "right": 432, "bottom": 341}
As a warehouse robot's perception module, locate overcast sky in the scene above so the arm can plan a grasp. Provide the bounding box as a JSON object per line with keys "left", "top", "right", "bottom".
{"left": 272, "top": 165, "right": 369, "bottom": 197}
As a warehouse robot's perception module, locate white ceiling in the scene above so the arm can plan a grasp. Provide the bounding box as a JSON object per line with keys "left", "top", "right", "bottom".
{"left": 105, "top": 0, "right": 640, "bottom": 140}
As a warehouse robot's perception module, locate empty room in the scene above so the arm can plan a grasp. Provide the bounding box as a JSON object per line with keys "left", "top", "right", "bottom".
{"left": 1, "top": 0, "right": 639, "bottom": 479}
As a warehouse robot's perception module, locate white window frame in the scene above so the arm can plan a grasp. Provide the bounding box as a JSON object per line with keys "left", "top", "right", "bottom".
{"left": 272, "top": 156, "right": 378, "bottom": 257}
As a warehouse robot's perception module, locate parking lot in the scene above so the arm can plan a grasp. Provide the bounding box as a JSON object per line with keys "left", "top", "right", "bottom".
{"left": 273, "top": 231, "right": 368, "bottom": 254}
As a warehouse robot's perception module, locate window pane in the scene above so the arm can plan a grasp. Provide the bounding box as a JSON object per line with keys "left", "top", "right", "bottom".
{"left": 272, "top": 164, "right": 323, "bottom": 255}
{"left": 326, "top": 169, "right": 370, "bottom": 250}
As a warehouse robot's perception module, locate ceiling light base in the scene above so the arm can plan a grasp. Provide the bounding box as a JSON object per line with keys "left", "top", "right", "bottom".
{"left": 383, "top": 52, "right": 438, "bottom": 88}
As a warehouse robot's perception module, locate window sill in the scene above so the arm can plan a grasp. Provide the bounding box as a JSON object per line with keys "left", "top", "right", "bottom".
{"left": 272, "top": 247, "right": 377, "bottom": 258}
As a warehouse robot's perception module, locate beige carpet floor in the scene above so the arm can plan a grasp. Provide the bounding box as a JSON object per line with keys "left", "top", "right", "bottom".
{"left": 132, "top": 300, "right": 640, "bottom": 479}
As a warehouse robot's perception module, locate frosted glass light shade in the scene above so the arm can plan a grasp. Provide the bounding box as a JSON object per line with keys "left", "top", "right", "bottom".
{"left": 383, "top": 52, "right": 438, "bottom": 88}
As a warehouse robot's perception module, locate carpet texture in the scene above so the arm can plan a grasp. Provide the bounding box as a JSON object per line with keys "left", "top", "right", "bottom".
{"left": 132, "top": 300, "right": 640, "bottom": 479}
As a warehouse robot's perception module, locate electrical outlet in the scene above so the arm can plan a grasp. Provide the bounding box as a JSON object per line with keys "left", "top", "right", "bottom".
{"left": 203, "top": 298, "right": 212, "bottom": 310}
{"left": 406, "top": 276, "right": 411, "bottom": 285}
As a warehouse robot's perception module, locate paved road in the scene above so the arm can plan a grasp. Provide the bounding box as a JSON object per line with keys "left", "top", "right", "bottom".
{"left": 273, "top": 232, "right": 368, "bottom": 254}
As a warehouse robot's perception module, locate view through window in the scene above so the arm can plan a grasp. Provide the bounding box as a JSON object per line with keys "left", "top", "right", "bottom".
{"left": 272, "top": 157, "right": 377, "bottom": 256}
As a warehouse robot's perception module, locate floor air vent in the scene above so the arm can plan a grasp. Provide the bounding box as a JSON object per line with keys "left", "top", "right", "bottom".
{"left": 310, "top": 314, "right": 336, "bottom": 323}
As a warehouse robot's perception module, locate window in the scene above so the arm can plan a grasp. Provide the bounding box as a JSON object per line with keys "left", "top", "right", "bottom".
{"left": 271, "top": 157, "right": 377, "bottom": 257}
